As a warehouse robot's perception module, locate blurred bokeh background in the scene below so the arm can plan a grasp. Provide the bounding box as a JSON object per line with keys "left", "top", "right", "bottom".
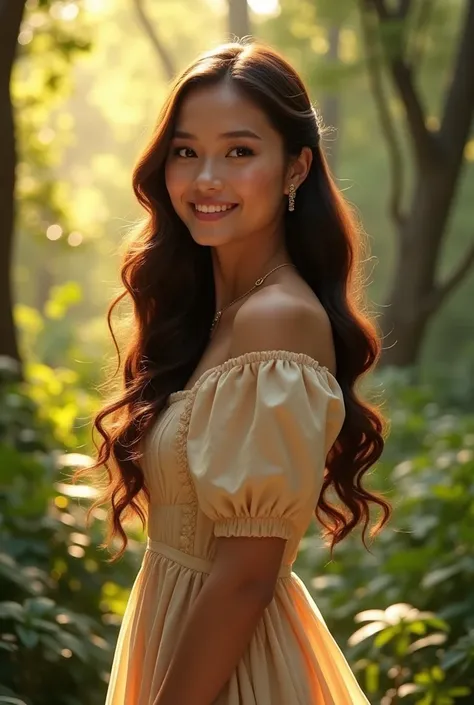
{"left": 1, "top": 1, "right": 474, "bottom": 703}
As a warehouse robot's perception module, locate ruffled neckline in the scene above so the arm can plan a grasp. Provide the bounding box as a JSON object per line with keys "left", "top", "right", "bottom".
{"left": 167, "top": 349, "right": 332, "bottom": 405}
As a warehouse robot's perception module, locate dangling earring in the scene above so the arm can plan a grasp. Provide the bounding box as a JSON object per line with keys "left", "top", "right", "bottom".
{"left": 288, "top": 183, "right": 296, "bottom": 212}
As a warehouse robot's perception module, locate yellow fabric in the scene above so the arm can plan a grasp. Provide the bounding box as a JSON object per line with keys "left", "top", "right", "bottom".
{"left": 105, "top": 351, "right": 370, "bottom": 705}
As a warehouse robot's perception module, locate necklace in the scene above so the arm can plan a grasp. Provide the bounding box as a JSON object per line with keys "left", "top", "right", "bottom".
{"left": 210, "top": 262, "right": 295, "bottom": 336}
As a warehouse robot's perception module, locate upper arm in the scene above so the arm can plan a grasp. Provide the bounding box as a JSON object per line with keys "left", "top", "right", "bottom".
{"left": 230, "top": 289, "right": 336, "bottom": 374}
{"left": 213, "top": 290, "right": 335, "bottom": 597}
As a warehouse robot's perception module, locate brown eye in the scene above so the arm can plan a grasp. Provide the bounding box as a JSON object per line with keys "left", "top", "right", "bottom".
{"left": 173, "top": 147, "right": 196, "bottom": 158}
{"left": 228, "top": 146, "right": 255, "bottom": 157}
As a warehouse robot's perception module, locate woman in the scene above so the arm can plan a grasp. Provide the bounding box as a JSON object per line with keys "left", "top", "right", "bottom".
{"left": 92, "top": 41, "right": 390, "bottom": 705}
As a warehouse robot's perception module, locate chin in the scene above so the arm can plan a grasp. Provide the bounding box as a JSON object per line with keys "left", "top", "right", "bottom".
{"left": 187, "top": 228, "right": 237, "bottom": 248}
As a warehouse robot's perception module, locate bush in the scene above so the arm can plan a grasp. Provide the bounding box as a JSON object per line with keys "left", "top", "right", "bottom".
{"left": 0, "top": 357, "right": 141, "bottom": 705}
{"left": 2, "top": 357, "right": 473, "bottom": 704}
{"left": 297, "top": 369, "right": 474, "bottom": 704}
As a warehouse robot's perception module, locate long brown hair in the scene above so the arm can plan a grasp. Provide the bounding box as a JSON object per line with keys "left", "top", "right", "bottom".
{"left": 81, "top": 41, "right": 390, "bottom": 559}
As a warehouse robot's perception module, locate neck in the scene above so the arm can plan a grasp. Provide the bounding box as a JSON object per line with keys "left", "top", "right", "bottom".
{"left": 212, "top": 242, "right": 291, "bottom": 311}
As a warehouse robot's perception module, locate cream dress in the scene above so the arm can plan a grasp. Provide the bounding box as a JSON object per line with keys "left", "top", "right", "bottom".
{"left": 105, "top": 351, "right": 370, "bottom": 704}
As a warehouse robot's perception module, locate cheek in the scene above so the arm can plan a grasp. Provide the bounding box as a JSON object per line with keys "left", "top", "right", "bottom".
{"left": 165, "top": 162, "right": 185, "bottom": 205}
{"left": 238, "top": 162, "right": 284, "bottom": 216}
{"left": 238, "top": 159, "right": 283, "bottom": 198}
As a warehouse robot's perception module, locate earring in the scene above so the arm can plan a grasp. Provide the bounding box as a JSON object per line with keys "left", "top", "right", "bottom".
{"left": 288, "top": 183, "right": 296, "bottom": 212}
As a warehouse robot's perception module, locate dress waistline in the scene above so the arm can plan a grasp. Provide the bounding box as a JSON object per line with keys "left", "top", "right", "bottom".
{"left": 146, "top": 538, "right": 293, "bottom": 578}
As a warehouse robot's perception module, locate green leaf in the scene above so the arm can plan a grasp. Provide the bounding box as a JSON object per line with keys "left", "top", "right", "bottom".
{"left": 374, "top": 626, "right": 397, "bottom": 648}
{"left": 39, "top": 633, "right": 63, "bottom": 658}
{"left": 441, "top": 651, "right": 466, "bottom": 669}
{"left": 56, "top": 631, "right": 90, "bottom": 662}
{"left": 430, "top": 665, "right": 444, "bottom": 682}
{"left": 24, "top": 597, "right": 55, "bottom": 617}
{"left": 423, "top": 617, "right": 449, "bottom": 631}
{"left": 0, "top": 642, "right": 16, "bottom": 652}
{"left": 0, "top": 602, "right": 24, "bottom": 622}
{"left": 365, "top": 662, "right": 379, "bottom": 694}
{"left": 408, "top": 621, "right": 427, "bottom": 635}
{"left": 348, "top": 621, "right": 386, "bottom": 646}
{"left": 30, "top": 618, "right": 60, "bottom": 634}
{"left": 446, "top": 687, "right": 471, "bottom": 696}
{"left": 422, "top": 564, "right": 465, "bottom": 588}
{"left": 16, "top": 625, "right": 39, "bottom": 649}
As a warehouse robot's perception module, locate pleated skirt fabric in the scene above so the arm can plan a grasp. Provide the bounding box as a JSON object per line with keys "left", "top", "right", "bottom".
{"left": 105, "top": 540, "right": 369, "bottom": 705}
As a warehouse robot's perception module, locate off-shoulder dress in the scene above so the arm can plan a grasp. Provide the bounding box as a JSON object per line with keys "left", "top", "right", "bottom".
{"left": 105, "top": 351, "right": 370, "bottom": 704}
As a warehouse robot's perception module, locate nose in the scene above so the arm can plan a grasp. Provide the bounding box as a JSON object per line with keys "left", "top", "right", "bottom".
{"left": 194, "top": 158, "right": 223, "bottom": 192}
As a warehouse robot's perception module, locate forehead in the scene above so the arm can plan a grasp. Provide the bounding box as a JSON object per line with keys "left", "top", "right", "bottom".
{"left": 175, "top": 81, "right": 277, "bottom": 138}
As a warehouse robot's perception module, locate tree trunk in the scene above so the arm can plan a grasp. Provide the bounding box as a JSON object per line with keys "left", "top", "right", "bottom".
{"left": 362, "top": 0, "right": 474, "bottom": 367}
{"left": 0, "top": 0, "right": 26, "bottom": 363}
{"left": 228, "top": 0, "right": 250, "bottom": 39}
{"left": 132, "top": 0, "right": 175, "bottom": 80}
{"left": 382, "top": 157, "right": 467, "bottom": 366}
{"left": 321, "top": 25, "right": 341, "bottom": 175}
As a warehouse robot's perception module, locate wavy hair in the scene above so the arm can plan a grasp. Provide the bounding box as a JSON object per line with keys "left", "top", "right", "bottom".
{"left": 79, "top": 41, "right": 390, "bottom": 559}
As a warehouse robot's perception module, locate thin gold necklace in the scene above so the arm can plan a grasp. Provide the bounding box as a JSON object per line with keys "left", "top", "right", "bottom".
{"left": 210, "top": 262, "right": 295, "bottom": 336}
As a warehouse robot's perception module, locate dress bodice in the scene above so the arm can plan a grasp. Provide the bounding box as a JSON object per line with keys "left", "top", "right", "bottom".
{"left": 140, "top": 350, "right": 345, "bottom": 568}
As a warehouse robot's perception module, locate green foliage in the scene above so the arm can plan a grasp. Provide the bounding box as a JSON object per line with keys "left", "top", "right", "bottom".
{"left": 15, "top": 279, "right": 95, "bottom": 374}
{"left": 1, "top": 360, "right": 474, "bottom": 703}
{"left": 11, "top": 0, "right": 474, "bottom": 375}
{"left": 296, "top": 371, "right": 474, "bottom": 703}
{"left": 5, "top": 1, "right": 474, "bottom": 700}
{"left": 258, "top": 0, "right": 474, "bottom": 370}
{"left": 14, "top": 0, "right": 91, "bottom": 228}
{"left": 0, "top": 359, "right": 141, "bottom": 705}
{"left": 14, "top": 289, "right": 98, "bottom": 449}
{"left": 13, "top": 0, "right": 94, "bottom": 327}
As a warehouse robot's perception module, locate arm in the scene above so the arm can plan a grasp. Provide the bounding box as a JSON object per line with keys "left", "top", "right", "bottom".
{"left": 155, "top": 294, "right": 335, "bottom": 705}
{"left": 154, "top": 536, "right": 286, "bottom": 705}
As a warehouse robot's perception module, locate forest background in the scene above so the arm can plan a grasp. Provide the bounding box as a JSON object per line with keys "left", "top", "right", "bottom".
{"left": 1, "top": 1, "right": 474, "bottom": 704}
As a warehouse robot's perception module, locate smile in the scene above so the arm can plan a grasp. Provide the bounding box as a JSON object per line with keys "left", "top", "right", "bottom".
{"left": 194, "top": 203, "right": 237, "bottom": 213}
{"left": 191, "top": 203, "right": 238, "bottom": 221}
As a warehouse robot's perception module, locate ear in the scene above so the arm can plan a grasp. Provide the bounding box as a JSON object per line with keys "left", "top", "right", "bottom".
{"left": 284, "top": 147, "right": 313, "bottom": 194}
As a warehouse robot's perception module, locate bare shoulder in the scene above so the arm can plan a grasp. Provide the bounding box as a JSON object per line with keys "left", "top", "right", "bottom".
{"left": 230, "top": 284, "right": 336, "bottom": 374}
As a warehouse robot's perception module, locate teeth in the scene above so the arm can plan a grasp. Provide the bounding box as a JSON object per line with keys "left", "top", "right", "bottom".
{"left": 194, "top": 204, "right": 235, "bottom": 213}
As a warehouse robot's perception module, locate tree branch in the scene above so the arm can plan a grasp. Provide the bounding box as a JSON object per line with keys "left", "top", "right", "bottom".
{"left": 394, "top": 0, "right": 412, "bottom": 20}
{"left": 423, "top": 241, "right": 474, "bottom": 314}
{"left": 407, "top": 0, "right": 435, "bottom": 67}
{"left": 439, "top": 0, "right": 474, "bottom": 155}
{"left": 132, "top": 0, "right": 175, "bottom": 81}
{"left": 359, "top": 2, "right": 406, "bottom": 227}
{"left": 369, "top": 0, "right": 436, "bottom": 168}
{"left": 369, "top": 0, "right": 411, "bottom": 22}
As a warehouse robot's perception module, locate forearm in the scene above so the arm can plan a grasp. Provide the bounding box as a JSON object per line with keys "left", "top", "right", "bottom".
{"left": 154, "top": 574, "right": 271, "bottom": 705}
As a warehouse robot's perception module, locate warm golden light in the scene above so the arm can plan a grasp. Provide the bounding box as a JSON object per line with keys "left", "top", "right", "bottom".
{"left": 248, "top": 0, "right": 279, "bottom": 16}
{"left": 68, "top": 231, "right": 83, "bottom": 247}
{"left": 46, "top": 224, "right": 63, "bottom": 240}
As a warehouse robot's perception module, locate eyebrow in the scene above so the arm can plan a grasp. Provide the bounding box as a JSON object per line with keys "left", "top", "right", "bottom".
{"left": 173, "top": 129, "right": 262, "bottom": 140}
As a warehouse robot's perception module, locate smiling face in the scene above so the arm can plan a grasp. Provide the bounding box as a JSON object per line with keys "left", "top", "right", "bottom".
{"left": 164, "top": 80, "right": 290, "bottom": 249}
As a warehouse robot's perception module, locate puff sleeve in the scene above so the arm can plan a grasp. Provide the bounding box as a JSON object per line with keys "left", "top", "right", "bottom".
{"left": 185, "top": 352, "right": 345, "bottom": 540}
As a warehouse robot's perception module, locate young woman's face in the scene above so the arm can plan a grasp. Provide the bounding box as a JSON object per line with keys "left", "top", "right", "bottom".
{"left": 165, "top": 81, "right": 289, "bottom": 248}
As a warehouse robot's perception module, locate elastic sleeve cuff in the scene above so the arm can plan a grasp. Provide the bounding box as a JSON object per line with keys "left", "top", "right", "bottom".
{"left": 214, "top": 517, "right": 292, "bottom": 539}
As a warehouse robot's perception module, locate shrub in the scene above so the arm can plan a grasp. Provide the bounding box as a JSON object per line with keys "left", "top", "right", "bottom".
{"left": 297, "top": 370, "right": 474, "bottom": 703}
{"left": 0, "top": 357, "right": 141, "bottom": 705}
